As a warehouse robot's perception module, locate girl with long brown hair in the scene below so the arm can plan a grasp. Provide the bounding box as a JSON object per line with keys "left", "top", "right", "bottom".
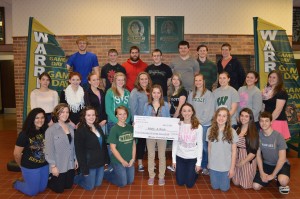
{"left": 172, "top": 103, "right": 202, "bottom": 188}
{"left": 232, "top": 108, "right": 259, "bottom": 189}
{"left": 207, "top": 107, "right": 238, "bottom": 192}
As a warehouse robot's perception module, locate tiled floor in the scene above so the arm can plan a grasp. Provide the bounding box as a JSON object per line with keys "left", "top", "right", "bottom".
{"left": 0, "top": 114, "right": 300, "bottom": 198}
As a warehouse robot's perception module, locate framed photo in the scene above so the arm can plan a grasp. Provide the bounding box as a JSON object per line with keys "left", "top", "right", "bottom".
{"left": 293, "top": 7, "right": 300, "bottom": 44}
{"left": 0, "top": 7, "right": 5, "bottom": 44}
{"left": 155, "top": 16, "right": 184, "bottom": 53}
{"left": 121, "top": 16, "right": 150, "bottom": 53}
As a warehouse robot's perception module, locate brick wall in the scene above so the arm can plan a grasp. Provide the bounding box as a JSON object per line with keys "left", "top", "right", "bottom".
{"left": 13, "top": 34, "right": 255, "bottom": 131}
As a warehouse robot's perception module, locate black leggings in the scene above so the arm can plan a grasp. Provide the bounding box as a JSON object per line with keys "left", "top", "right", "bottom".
{"left": 48, "top": 169, "right": 75, "bottom": 193}
{"left": 136, "top": 138, "right": 146, "bottom": 160}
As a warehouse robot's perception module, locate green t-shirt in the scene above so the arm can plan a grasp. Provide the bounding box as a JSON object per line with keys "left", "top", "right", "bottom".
{"left": 107, "top": 124, "right": 134, "bottom": 164}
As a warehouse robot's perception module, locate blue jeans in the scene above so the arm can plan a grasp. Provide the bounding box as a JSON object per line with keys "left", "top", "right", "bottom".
{"left": 106, "top": 121, "right": 115, "bottom": 136}
{"left": 14, "top": 164, "right": 49, "bottom": 196}
{"left": 209, "top": 169, "right": 230, "bottom": 192}
{"left": 201, "top": 125, "right": 210, "bottom": 169}
{"left": 74, "top": 167, "right": 104, "bottom": 190}
{"left": 175, "top": 156, "right": 198, "bottom": 188}
{"left": 104, "top": 163, "right": 134, "bottom": 187}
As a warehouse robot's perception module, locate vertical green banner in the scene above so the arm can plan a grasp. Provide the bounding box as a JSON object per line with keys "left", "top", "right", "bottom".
{"left": 121, "top": 16, "right": 150, "bottom": 53}
{"left": 254, "top": 17, "right": 300, "bottom": 136}
{"left": 23, "top": 17, "right": 68, "bottom": 119}
{"left": 155, "top": 16, "right": 184, "bottom": 53}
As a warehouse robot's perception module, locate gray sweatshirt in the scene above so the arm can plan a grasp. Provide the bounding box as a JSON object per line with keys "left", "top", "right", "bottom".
{"left": 238, "top": 86, "right": 262, "bottom": 122}
{"left": 188, "top": 90, "right": 214, "bottom": 126}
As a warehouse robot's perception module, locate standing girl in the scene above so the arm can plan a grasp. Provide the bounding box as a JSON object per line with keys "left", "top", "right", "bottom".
{"left": 104, "top": 106, "right": 136, "bottom": 187}
{"left": 30, "top": 72, "right": 58, "bottom": 124}
{"left": 60, "top": 72, "right": 85, "bottom": 128}
{"left": 207, "top": 107, "right": 238, "bottom": 192}
{"left": 144, "top": 84, "right": 170, "bottom": 186}
{"left": 238, "top": 71, "right": 262, "bottom": 130}
{"left": 84, "top": 72, "right": 107, "bottom": 128}
{"left": 169, "top": 73, "right": 188, "bottom": 118}
{"left": 130, "top": 72, "right": 152, "bottom": 172}
{"left": 213, "top": 71, "right": 240, "bottom": 126}
{"left": 188, "top": 74, "right": 214, "bottom": 175}
{"left": 232, "top": 108, "right": 259, "bottom": 189}
{"left": 172, "top": 103, "right": 203, "bottom": 188}
{"left": 74, "top": 107, "right": 109, "bottom": 190}
{"left": 45, "top": 103, "right": 78, "bottom": 193}
{"left": 105, "top": 72, "right": 131, "bottom": 134}
{"left": 13, "top": 108, "right": 49, "bottom": 196}
{"left": 262, "top": 70, "right": 290, "bottom": 139}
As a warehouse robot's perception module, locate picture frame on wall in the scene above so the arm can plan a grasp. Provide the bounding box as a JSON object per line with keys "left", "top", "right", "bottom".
{"left": 293, "top": 7, "right": 300, "bottom": 44}
{"left": 121, "top": 16, "right": 150, "bottom": 53}
{"left": 155, "top": 16, "right": 184, "bottom": 53}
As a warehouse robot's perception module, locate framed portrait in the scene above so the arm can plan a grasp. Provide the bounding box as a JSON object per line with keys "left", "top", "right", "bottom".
{"left": 155, "top": 16, "right": 184, "bottom": 53}
{"left": 0, "top": 7, "right": 5, "bottom": 44}
{"left": 293, "top": 7, "right": 300, "bottom": 44}
{"left": 121, "top": 16, "right": 150, "bottom": 53}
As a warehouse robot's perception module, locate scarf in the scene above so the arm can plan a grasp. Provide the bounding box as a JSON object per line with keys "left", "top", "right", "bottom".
{"left": 64, "top": 85, "right": 85, "bottom": 113}
{"left": 262, "top": 86, "right": 274, "bottom": 101}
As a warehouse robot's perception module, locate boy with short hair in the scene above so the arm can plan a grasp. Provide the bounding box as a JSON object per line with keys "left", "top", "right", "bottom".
{"left": 253, "top": 111, "right": 290, "bottom": 194}
{"left": 101, "top": 49, "right": 126, "bottom": 91}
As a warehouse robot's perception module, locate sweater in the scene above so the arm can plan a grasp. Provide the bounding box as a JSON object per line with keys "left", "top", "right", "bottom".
{"left": 129, "top": 88, "right": 148, "bottom": 121}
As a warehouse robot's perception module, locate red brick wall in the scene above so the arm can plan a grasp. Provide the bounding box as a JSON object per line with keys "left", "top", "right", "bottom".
{"left": 13, "top": 34, "right": 255, "bottom": 131}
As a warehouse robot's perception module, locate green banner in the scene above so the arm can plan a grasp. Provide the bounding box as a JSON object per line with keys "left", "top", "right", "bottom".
{"left": 23, "top": 17, "right": 68, "bottom": 119}
{"left": 254, "top": 17, "right": 300, "bottom": 136}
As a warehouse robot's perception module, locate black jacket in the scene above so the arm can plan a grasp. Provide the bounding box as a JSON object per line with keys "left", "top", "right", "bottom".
{"left": 84, "top": 87, "right": 107, "bottom": 122}
{"left": 75, "top": 125, "right": 109, "bottom": 175}
{"left": 217, "top": 57, "right": 246, "bottom": 91}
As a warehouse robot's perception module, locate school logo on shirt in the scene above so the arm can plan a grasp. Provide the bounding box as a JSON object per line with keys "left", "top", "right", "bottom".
{"left": 119, "top": 132, "right": 133, "bottom": 144}
{"left": 114, "top": 95, "right": 129, "bottom": 104}
{"left": 193, "top": 97, "right": 205, "bottom": 103}
{"left": 217, "top": 96, "right": 228, "bottom": 106}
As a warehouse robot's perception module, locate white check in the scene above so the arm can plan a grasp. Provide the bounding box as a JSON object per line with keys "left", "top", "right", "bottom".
{"left": 134, "top": 116, "right": 180, "bottom": 140}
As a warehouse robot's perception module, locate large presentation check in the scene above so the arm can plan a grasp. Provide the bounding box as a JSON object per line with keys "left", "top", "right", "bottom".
{"left": 134, "top": 116, "right": 180, "bottom": 140}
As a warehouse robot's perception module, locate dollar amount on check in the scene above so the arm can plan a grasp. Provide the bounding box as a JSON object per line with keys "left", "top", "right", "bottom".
{"left": 134, "top": 116, "right": 180, "bottom": 140}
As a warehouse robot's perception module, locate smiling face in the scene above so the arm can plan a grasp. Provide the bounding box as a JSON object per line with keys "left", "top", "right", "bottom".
{"left": 85, "top": 109, "right": 96, "bottom": 126}
{"left": 217, "top": 110, "right": 228, "bottom": 126}
{"left": 34, "top": 113, "right": 45, "bottom": 130}
{"left": 181, "top": 105, "right": 193, "bottom": 121}
{"left": 77, "top": 40, "right": 87, "bottom": 52}
{"left": 58, "top": 107, "right": 69, "bottom": 122}
{"left": 194, "top": 75, "right": 204, "bottom": 89}
{"left": 139, "top": 74, "right": 149, "bottom": 89}
{"left": 152, "top": 88, "right": 162, "bottom": 101}
{"left": 239, "top": 111, "right": 250, "bottom": 126}
{"left": 198, "top": 46, "right": 208, "bottom": 59}
{"left": 88, "top": 74, "right": 100, "bottom": 88}
{"left": 179, "top": 45, "right": 189, "bottom": 57}
{"left": 218, "top": 73, "right": 230, "bottom": 87}
{"left": 259, "top": 117, "right": 272, "bottom": 132}
{"left": 172, "top": 75, "right": 181, "bottom": 88}
{"left": 152, "top": 51, "right": 162, "bottom": 64}
{"left": 39, "top": 75, "right": 50, "bottom": 89}
{"left": 69, "top": 75, "right": 81, "bottom": 88}
{"left": 116, "top": 108, "right": 128, "bottom": 124}
{"left": 268, "top": 73, "right": 279, "bottom": 87}
{"left": 115, "top": 75, "right": 125, "bottom": 88}
{"left": 245, "top": 73, "right": 258, "bottom": 87}
{"left": 221, "top": 46, "right": 231, "bottom": 59}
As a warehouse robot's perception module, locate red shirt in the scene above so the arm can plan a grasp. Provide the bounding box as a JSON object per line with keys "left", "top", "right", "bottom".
{"left": 122, "top": 59, "right": 147, "bottom": 91}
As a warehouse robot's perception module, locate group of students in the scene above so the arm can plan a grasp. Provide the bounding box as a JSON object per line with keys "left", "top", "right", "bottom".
{"left": 13, "top": 55, "right": 291, "bottom": 196}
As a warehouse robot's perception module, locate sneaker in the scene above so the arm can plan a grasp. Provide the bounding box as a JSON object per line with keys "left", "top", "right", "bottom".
{"left": 158, "top": 178, "right": 165, "bottom": 186}
{"left": 167, "top": 165, "right": 175, "bottom": 172}
{"left": 138, "top": 165, "right": 144, "bottom": 172}
{"left": 148, "top": 178, "right": 154, "bottom": 185}
{"left": 202, "top": 168, "right": 209, "bottom": 175}
{"left": 279, "top": 186, "right": 290, "bottom": 194}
